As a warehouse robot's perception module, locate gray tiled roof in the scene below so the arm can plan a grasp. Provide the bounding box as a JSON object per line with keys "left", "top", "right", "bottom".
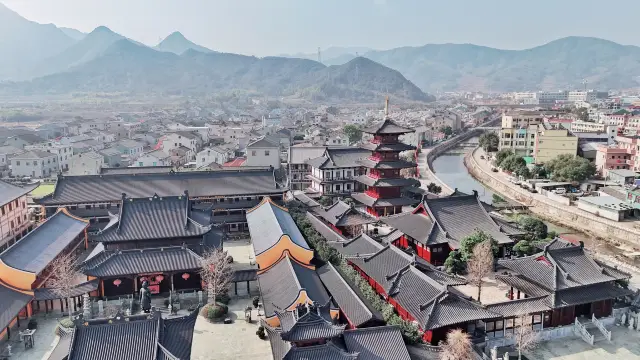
{"left": 380, "top": 212, "right": 434, "bottom": 245}
{"left": 1, "top": 209, "right": 87, "bottom": 274}
{"left": 349, "top": 245, "right": 414, "bottom": 292}
{"left": 293, "top": 192, "right": 321, "bottom": 208}
{"left": 354, "top": 175, "right": 420, "bottom": 188}
{"left": 360, "top": 142, "right": 415, "bottom": 152}
{"left": 82, "top": 247, "right": 202, "bottom": 277}
{"left": 357, "top": 158, "right": 417, "bottom": 170}
{"left": 264, "top": 321, "right": 291, "bottom": 360}
{"left": 342, "top": 326, "right": 411, "bottom": 360}
{"left": 328, "top": 233, "right": 385, "bottom": 258}
{"left": 247, "top": 136, "right": 279, "bottom": 148}
{"left": 0, "top": 180, "right": 37, "bottom": 207}
{"left": 485, "top": 296, "right": 552, "bottom": 317}
{"left": 288, "top": 145, "right": 327, "bottom": 164}
{"left": 35, "top": 279, "right": 100, "bottom": 301}
{"left": 307, "top": 148, "right": 370, "bottom": 169}
{"left": 99, "top": 166, "right": 174, "bottom": 175}
{"left": 283, "top": 343, "right": 359, "bottom": 360}
{"left": 423, "top": 293, "right": 501, "bottom": 329}
{"left": 350, "top": 192, "right": 418, "bottom": 207}
{"left": 424, "top": 194, "right": 513, "bottom": 244}
{"left": 257, "top": 255, "right": 330, "bottom": 318}
{"left": 494, "top": 274, "right": 551, "bottom": 297}
{"left": 317, "top": 263, "right": 381, "bottom": 327}
{"left": 0, "top": 284, "right": 33, "bottom": 336}
{"left": 312, "top": 201, "right": 374, "bottom": 227}
{"left": 363, "top": 119, "right": 414, "bottom": 135}
{"left": 92, "top": 195, "right": 212, "bottom": 243}
{"left": 278, "top": 309, "right": 346, "bottom": 342}
{"left": 555, "top": 283, "right": 634, "bottom": 307}
{"left": 40, "top": 169, "right": 281, "bottom": 205}
{"left": 246, "top": 198, "right": 309, "bottom": 255}
{"left": 161, "top": 309, "right": 199, "bottom": 360}
{"left": 306, "top": 212, "right": 348, "bottom": 243}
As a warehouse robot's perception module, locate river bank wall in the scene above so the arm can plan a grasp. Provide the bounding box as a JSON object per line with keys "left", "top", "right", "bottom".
{"left": 464, "top": 147, "right": 640, "bottom": 246}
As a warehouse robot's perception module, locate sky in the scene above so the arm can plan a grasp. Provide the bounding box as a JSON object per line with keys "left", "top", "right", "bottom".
{"left": 4, "top": 0, "right": 640, "bottom": 56}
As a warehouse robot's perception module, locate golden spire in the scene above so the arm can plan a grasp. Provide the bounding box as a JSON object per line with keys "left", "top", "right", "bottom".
{"left": 384, "top": 96, "right": 389, "bottom": 118}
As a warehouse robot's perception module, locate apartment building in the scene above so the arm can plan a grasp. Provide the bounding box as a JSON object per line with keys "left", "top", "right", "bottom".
{"left": 595, "top": 135, "right": 640, "bottom": 174}
{"left": 25, "top": 143, "right": 74, "bottom": 171}
{"left": 0, "top": 181, "right": 34, "bottom": 252}
{"left": 245, "top": 137, "right": 281, "bottom": 169}
{"left": 196, "top": 147, "right": 230, "bottom": 169}
{"left": 306, "top": 147, "right": 369, "bottom": 195}
{"left": 288, "top": 145, "right": 327, "bottom": 191}
{"left": 533, "top": 123, "right": 578, "bottom": 164}
{"left": 571, "top": 120, "right": 607, "bottom": 133}
{"left": 499, "top": 112, "right": 545, "bottom": 156}
{"left": 10, "top": 150, "right": 59, "bottom": 178}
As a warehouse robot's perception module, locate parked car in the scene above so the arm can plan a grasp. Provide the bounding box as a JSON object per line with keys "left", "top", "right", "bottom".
{"left": 480, "top": 155, "right": 485, "bottom": 160}
{"left": 491, "top": 166, "right": 498, "bottom": 172}
{"left": 553, "top": 188, "right": 566, "bottom": 195}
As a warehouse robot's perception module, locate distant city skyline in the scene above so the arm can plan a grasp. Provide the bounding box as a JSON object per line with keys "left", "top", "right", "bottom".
{"left": 3, "top": 0, "right": 640, "bottom": 57}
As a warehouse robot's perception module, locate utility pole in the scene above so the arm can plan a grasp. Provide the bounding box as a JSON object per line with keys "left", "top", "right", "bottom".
{"left": 317, "top": 47, "right": 322, "bottom": 63}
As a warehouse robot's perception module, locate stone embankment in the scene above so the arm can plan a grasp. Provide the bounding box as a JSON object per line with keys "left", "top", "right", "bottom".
{"left": 464, "top": 147, "right": 640, "bottom": 246}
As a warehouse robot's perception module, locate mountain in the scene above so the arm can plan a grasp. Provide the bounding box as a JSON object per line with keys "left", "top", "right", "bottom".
{"left": 29, "top": 26, "right": 132, "bottom": 78}
{"left": 5, "top": 41, "right": 433, "bottom": 102}
{"left": 355, "top": 37, "right": 640, "bottom": 92}
{"left": 155, "top": 31, "right": 212, "bottom": 54}
{"left": 0, "top": 2, "right": 75, "bottom": 79}
{"left": 281, "top": 46, "right": 373, "bottom": 65}
{"left": 59, "top": 27, "right": 86, "bottom": 41}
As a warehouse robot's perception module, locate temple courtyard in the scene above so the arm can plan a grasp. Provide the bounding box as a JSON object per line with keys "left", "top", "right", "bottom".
{"left": 527, "top": 327, "right": 640, "bottom": 359}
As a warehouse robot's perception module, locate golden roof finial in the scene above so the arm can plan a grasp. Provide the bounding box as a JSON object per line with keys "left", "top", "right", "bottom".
{"left": 384, "top": 96, "right": 389, "bottom": 118}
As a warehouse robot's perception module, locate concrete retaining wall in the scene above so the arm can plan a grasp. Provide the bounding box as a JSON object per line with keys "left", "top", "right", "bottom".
{"left": 464, "top": 148, "right": 640, "bottom": 245}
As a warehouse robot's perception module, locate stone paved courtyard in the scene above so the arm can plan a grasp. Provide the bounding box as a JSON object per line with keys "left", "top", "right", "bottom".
{"left": 0, "top": 313, "right": 60, "bottom": 360}
{"left": 191, "top": 297, "right": 272, "bottom": 360}
{"left": 526, "top": 327, "right": 640, "bottom": 360}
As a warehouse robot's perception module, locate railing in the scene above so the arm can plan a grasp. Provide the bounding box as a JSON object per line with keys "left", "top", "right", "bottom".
{"left": 574, "top": 317, "right": 594, "bottom": 345}
{"left": 592, "top": 314, "right": 612, "bottom": 342}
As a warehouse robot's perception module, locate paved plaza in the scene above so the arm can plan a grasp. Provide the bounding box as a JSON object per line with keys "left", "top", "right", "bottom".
{"left": 191, "top": 297, "right": 272, "bottom": 360}
{"left": 527, "top": 327, "right": 640, "bottom": 360}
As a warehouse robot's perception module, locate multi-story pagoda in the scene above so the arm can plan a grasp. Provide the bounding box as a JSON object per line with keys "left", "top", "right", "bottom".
{"left": 352, "top": 98, "right": 420, "bottom": 217}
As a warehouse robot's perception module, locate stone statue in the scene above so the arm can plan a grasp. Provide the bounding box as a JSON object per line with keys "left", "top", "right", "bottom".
{"left": 629, "top": 316, "right": 635, "bottom": 330}
{"left": 140, "top": 281, "right": 152, "bottom": 313}
{"left": 621, "top": 313, "right": 627, "bottom": 327}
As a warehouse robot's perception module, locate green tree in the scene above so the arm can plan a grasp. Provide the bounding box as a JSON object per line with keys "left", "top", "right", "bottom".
{"left": 343, "top": 124, "right": 363, "bottom": 143}
{"left": 573, "top": 107, "right": 589, "bottom": 122}
{"left": 532, "top": 165, "right": 547, "bottom": 179}
{"left": 427, "top": 182, "right": 442, "bottom": 194}
{"left": 512, "top": 240, "right": 538, "bottom": 257}
{"left": 494, "top": 149, "right": 514, "bottom": 167}
{"left": 318, "top": 196, "right": 333, "bottom": 207}
{"left": 479, "top": 132, "right": 500, "bottom": 152}
{"left": 514, "top": 165, "right": 531, "bottom": 179}
{"left": 501, "top": 155, "right": 526, "bottom": 173}
{"left": 444, "top": 250, "right": 465, "bottom": 275}
{"left": 441, "top": 126, "right": 453, "bottom": 137}
{"left": 492, "top": 194, "right": 505, "bottom": 204}
{"left": 459, "top": 230, "right": 498, "bottom": 261}
{"left": 545, "top": 154, "right": 596, "bottom": 182}
{"left": 517, "top": 216, "right": 548, "bottom": 240}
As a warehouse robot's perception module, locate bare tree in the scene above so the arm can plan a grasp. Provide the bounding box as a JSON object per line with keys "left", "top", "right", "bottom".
{"left": 467, "top": 240, "right": 494, "bottom": 302}
{"left": 508, "top": 313, "right": 539, "bottom": 360}
{"left": 439, "top": 329, "right": 473, "bottom": 360}
{"left": 47, "top": 253, "right": 82, "bottom": 320}
{"left": 199, "top": 249, "right": 234, "bottom": 305}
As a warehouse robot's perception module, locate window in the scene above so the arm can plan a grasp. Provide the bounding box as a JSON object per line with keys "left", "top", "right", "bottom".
{"left": 251, "top": 151, "right": 256, "bottom": 156}
{"left": 265, "top": 150, "right": 270, "bottom": 156}
{"left": 153, "top": 162, "right": 157, "bottom": 166}
{"left": 16, "top": 161, "right": 20, "bottom": 166}
{"left": 85, "top": 205, "right": 91, "bottom": 209}
{"left": 346, "top": 170, "right": 352, "bottom": 177}
{"left": 138, "top": 162, "right": 144, "bottom": 166}
{"left": 335, "top": 185, "right": 341, "bottom": 191}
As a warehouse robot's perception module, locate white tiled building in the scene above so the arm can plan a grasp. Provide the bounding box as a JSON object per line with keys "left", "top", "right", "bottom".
{"left": 10, "top": 150, "right": 58, "bottom": 178}
{"left": 245, "top": 137, "right": 281, "bottom": 169}
{"left": 196, "top": 147, "right": 230, "bottom": 169}
{"left": 68, "top": 151, "right": 104, "bottom": 175}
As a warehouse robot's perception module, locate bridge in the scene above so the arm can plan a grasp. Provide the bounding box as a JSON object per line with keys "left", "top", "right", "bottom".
{"left": 476, "top": 126, "right": 500, "bottom": 131}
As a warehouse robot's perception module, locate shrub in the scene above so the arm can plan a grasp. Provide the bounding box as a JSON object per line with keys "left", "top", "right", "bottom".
{"left": 59, "top": 318, "right": 75, "bottom": 329}
{"left": 256, "top": 325, "right": 267, "bottom": 339}
{"left": 215, "top": 293, "right": 231, "bottom": 305}
{"left": 200, "top": 303, "right": 228, "bottom": 321}
{"left": 252, "top": 296, "right": 260, "bottom": 309}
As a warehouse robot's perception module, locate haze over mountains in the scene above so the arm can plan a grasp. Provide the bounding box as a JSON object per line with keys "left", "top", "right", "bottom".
{"left": 2, "top": 2, "right": 640, "bottom": 100}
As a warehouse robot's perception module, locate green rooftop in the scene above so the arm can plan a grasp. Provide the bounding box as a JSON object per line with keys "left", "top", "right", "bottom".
{"left": 30, "top": 183, "right": 55, "bottom": 198}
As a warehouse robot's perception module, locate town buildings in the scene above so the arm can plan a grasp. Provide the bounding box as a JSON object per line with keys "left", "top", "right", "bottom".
{"left": 306, "top": 147, "right": 370, "bottom": 195}
{"left": 287, "top": 145, "right": 327, "bottom": 191}
{"left": 245, "top": 137, "right": 281, "bottom": 169}
{"left": 0, "top": 181, "right": 35, "bottom": 252}
{"left": 533, "top": 122, "right": 578, "bottom": 164}
{"left": 67, "top": 151, "right": 105, "bottom": 176}
{"left": 10, "top": 150, "right": 59, "bottom": 178}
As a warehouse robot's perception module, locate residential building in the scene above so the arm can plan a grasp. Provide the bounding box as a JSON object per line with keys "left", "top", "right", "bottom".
{"left": 262, "top": 115, "right": 282, "bottom": 127}
{"left": 25, "top": 143, "right": 73, "bottom": 171}
{"left": 168, "top": 146, "right": 194, "bottom": 166}
{"left": 533, "top": 122, "right": 579, "bottom": 164}
{"left": 3, "top": 134, "right": 45, "bottom": 149}
{"left": 115, "top": 139, "right": 145, "bottom": 158}
{"left": 245, "top": 137, "right": 281, "bottom": 169}
{"left": 68, "top": 151, "right": 104, "bottom": 176}
{"left": 99, "top": 147, "right": 126, "bottom": 168}
{"left": 0, "top": 181, "right": 35, "bottom": 252}
{"left": 596, "top": 145, "right": 634, "bottom": 175}
{"left": 196, "top": 147, "right": 230, "bottom": 169}
{"left": 163, "top": 131, "right": 201, "bottom": 153}
{"left": 307, "top": 147, "right": 370, "bottom": 195}
{"left": 288, "top": 145, "right": 327, "bottom": 191}
{"left": 0, "top": 146, "right": 23, "bottom": 170}
{"left": 425, "top": 110, "right": 462, "bottom": 131}
{"left": 323, "top": 135, "right": 349, "bottom": 146}
{"left": 134, "top": 150, "right": 172, "bottom": 167}
{"left": 10, "top": 150, "right": 58, "bottom": 178}
{"left": 499, "top": 112, "right": 546, "bottom": 157}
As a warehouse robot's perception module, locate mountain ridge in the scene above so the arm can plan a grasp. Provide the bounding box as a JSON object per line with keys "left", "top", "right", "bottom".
{"left": 155, "top": 31, "right": 213, "bottom": 55}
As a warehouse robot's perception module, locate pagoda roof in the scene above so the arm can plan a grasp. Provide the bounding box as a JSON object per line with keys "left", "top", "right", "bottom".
{"left": 311, "top": 200, "right": 374, "bottom": 227}
{"left": 359, "top": 142, "right": 415, "bottom": 152}
{"left": 82, "top": 246, "right": 203, "bottom": 277}
{"left": 355, "top": 175, "right": 420, "bottom": 188}
{"left": 363, "top": 119, "right": 414, "bottom": 135}
{"left": 306, "top": 148, "right": 370, "bottom": 170}
{"left": 247, "top": 197, "right": 310, "bottom": 255}
{"left": 277, "top": 302, "right": 346, "bottom": 342}
{"left": 351, "top": 192, "right": 418, "bottom": 207}
{"left": 357, "top": 158, "right": 417, "bottom": 170}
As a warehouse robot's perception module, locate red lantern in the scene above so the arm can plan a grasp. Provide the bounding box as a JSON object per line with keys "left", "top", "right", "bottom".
{"left": 139, "top": 277, "right": 147, "bottom": 283}
{"left": 113, "top": 279, "right": 122, "bottom": 287}
{"left": 155, "top": 275, "right": 164, "bottom": 282}
{"left": 182, "top": 273, "right": 191, "bottom": 280}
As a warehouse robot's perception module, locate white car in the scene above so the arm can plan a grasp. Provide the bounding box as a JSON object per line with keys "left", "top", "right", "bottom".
{"left": 553, "top": 188, "right": 566, "bottom": 195}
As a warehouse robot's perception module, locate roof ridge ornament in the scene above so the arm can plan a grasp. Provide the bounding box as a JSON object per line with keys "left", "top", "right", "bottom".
{"left": 384, "top": 96, "right": 390, "bottom": 118}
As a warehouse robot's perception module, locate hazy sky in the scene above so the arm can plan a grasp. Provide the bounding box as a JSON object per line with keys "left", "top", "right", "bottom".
{"left": 4, "top": 0, "right": 640, "bottom": 56}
